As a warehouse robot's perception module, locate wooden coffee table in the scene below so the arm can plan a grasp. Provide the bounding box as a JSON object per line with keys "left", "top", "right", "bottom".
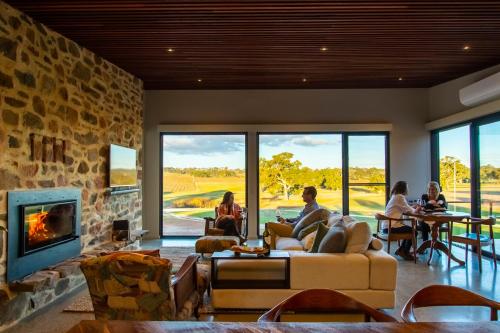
{"left": 211, "top": 250, "right": 290, "bottom": 289}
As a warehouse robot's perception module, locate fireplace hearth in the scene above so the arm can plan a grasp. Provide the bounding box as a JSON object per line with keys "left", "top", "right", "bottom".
{"left": 7, "top": 188, "right": 81, "bottom": 282}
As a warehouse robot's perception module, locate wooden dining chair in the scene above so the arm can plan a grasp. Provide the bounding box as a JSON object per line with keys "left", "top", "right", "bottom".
{"left": 401, "top": 285, "right": 500, "bottom": 322}
{"left": 374, "top": 213, "right": 417, "bottom": 263}
{"left": 258, "top": 289, "right": 397, "bottom": 323}
{"left": 447, "top": 217, "right": 497, "bottom": 272}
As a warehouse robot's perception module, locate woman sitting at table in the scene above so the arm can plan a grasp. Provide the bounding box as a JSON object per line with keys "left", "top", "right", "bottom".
{"left": 384, "top": 181, "right": 422, "bottom": 260}
{"left": 419, "top": 181, "right": 448, "bottom": 241}
{"left": 216, "top": 191, "right": 246, "bottom": 243}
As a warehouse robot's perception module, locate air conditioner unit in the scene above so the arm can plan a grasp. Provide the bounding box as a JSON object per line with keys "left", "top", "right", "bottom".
{"left": 459, "top": 71, "right": 500, "bottom": 106}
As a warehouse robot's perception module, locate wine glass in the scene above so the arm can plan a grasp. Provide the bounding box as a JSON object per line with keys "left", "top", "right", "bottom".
{"left": 275, "top": 208, "right": 282, "bottom": 221}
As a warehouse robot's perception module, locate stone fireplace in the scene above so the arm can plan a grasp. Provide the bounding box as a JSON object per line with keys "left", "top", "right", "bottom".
{"left": 7, "top": 189, "right": 81, "bottom": 282}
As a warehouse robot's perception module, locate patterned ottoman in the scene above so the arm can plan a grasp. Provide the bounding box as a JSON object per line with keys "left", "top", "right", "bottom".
{"left": 195, "top": 236, "right": 240, "bottom": 255}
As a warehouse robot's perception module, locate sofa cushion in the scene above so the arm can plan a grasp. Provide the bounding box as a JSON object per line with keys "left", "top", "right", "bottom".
{"left": 297, "top": 220, "right": 325, "bottom": 240}
{"left": 318, "top": 223, "right": 347, "bottom": 253}
{"left": 344, "top": 221, "right": 372, "bottom": 254}
{"left": 291, "top": 208, "right": 331, "bottom": 238}
{"left": 300, "top": 230, "right": 317, "bottom": 251}
{"left": 289, "top": 252, "right": 369, "bottom": 290}
{"left": 364, "top": 249, "right": 397, "bottom": 290}
{"left": 369, "top": 238, "right": 384, "bottom": 251}
{"left": 275, "top": 237, "right": 304, "bottom": 251}
{"left": 309, "top": 222, "right": 329, "bottom": 253}
{"left": 327, "top": 214, "right": 343, "bottom": 227}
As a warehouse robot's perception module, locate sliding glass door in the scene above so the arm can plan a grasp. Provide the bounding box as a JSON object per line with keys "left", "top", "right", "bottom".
{"left": 161, "top": 134, "right": 246, "bottom": 236}
{"left": 258, "top": 134, "right": 343, "bottom": 235}
{"left": 437, "top": 125, "right": 472, "bottom": 214}
{"left": 479, "top": 120, "right": 500, "bottom": 240}
{"left": 432, "top": 112, "right": 500, "bottom": 253}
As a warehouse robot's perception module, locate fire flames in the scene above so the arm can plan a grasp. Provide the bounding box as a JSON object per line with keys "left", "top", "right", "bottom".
{"left": 27, "top": 211, "right": 50, "bottom": 244}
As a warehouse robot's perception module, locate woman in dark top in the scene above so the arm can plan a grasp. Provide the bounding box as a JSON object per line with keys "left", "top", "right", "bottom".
{"left": 419, "top": 181, "right": 447, "bottom": 241}
{"left": 216, "top": 191, "right": 246, "bottom": 243}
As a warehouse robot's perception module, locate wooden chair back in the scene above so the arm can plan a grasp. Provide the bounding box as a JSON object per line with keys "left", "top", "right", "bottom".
{"left": 258, "top": 289, "right": 397, "bottom": 323}
{"left": 374, "top": 213, "right": 417, "bottom": 262}
{"left": 401, "top": 285, "right": 500, "bottom": 322}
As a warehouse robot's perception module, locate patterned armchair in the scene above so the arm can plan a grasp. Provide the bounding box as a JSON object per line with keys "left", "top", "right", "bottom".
{"left": 80, "top": 252, "right": 201, "bottom": 321}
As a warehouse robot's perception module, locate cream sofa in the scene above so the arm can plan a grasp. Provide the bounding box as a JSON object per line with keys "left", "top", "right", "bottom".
{"left": 211, "top": 249, "right": 397, "bottom": 310}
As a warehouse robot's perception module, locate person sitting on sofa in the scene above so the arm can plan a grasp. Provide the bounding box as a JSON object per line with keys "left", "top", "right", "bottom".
{"left": 265, "top": 186, "right": 320, "bottom": 247}
{"left": 278, "top": 186, "right": 320, "bottom": 227}
{"left": 216, "top": 191, "right": 246, "bottom": 243}
{"left": 384, "top": 181, "right": 422, "bottom": 261}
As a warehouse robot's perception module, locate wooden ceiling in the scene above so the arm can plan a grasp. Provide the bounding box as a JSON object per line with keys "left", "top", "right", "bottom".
{"left": 6, "top": 1, "right": 500, "bottom": 89}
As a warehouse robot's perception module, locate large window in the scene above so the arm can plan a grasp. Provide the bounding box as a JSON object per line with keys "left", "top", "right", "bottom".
{"left": 161, "top": 134, "right": 246, "bottom": 236}
{"left": 347, "top": 135, "right": 388, "bottom": 229}
{"left": 258, "top": 134, "right": 343, "bottom": 234}
{"left": 432, "top": 112, "right": 500, "bottom": 245}
{"left": 478, "top": 120, "right": 500, "bottom": 243}
{"left": 437, "top": 125, "right": 472, "bottom": 214}
{"left": 479, "top": 120, "right": 500, "bottom": 221}
{"left": 159, "top": 129, "right": 390, "bottom": 238}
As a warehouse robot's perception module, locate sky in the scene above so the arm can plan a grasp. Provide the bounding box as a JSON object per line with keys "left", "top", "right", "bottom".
{"left": 439, "top": 122, "right": 500, "bottom": 167}
{"left": 110, "top": 144, "right": 136, "bottom": 169}
{"left": 162, "top": 133, "right": 387, "bottom": 169}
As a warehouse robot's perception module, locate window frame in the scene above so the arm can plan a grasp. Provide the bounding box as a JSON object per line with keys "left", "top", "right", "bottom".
{"left": 431, "top": 111, "right": 500, "bottom": 259}
{"left": 159, "top": 132, "right": 249, "bottom": 238}
{"left": 256, "top": 131, "right": 390, "bottom": 236}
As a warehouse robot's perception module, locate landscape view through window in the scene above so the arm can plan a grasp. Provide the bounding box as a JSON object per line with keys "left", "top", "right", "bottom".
{"left": 162, "top": 134, "right": 246, "bottom": 236}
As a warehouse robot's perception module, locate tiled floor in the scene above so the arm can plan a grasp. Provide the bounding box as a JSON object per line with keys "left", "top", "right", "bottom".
{"left": 4, "top": 238, "right": 499, "bottom": 333}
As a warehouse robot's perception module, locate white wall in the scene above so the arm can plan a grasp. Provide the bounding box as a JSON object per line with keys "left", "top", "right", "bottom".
{"left": 429, "top": 64, "right": 500, "bottom": 121}
{"left": 144, "top": 89, "right": 430, "bottom": 238}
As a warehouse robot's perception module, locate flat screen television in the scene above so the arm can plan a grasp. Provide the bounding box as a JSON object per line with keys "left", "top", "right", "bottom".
{"left": 109, "top": 144, "right": 137, "bottom": 187}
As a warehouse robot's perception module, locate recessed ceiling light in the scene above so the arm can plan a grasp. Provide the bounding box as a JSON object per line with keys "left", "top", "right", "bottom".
{"left": 398, "top": 77, "right": 403, "bottom": 81}
{"left": 197, "top": 78, "right": 203, "bottom": 83}
{"left": 302, "top": 78, "right": 307, "bottom": 82}
{"left": 320, "top": 47, "right": 328, "bottom": 52}
{"left": 167, "top": 48, "right": 175, "bottom": 53}
{"left": 463, "top": 45, "right": 471, "bottom": 51}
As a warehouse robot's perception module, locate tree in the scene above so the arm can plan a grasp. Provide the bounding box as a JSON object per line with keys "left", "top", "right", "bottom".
{"left": 439, "top": 156, "right": 470, "bottom": 190}
{"left": 321, "top": 168, "right": 342, "bottom": 191}
{"left": 259, "top": 152, "right": 303, "bottom": 200}
{"left": 480, "top": 164, "right": 500, "bottom": 182}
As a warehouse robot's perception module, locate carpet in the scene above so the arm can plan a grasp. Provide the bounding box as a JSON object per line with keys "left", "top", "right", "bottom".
{"left": 63, "top": 247, "right": 201, "bottom": 313}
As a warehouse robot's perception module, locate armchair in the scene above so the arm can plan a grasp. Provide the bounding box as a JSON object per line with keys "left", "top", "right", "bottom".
{"left": 80, "top": 252, "right": 201, "bottom": 321}
{"left": 204, "top": 207, "right": 248, "bottom": 239}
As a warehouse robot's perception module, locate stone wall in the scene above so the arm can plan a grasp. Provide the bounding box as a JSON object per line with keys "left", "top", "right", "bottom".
{"left": 0, "top": 0, "right": 143, "bottom": 289}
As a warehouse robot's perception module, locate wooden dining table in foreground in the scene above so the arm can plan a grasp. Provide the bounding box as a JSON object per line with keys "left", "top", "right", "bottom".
{"left": 66, "top": 320, "right": 500, "bottom": 333}
{"left": 405, "top": 211, "right": 469, "bottom": 265}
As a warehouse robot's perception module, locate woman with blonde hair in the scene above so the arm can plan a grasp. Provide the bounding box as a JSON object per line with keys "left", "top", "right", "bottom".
{"left": 419, "top": 181, "right": 447, "bottom": 241}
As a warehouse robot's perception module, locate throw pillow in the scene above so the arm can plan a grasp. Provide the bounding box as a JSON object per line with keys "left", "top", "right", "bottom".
{"left": 327, "top": 213, "right": 343, "bottom": 227}
{"left": 301, "top": 230, "right": 317, "bottom": 251}
{"left": 291, "top": 208, "right": 331, "bottom": 238}
{"left": 369, "top": 238, "right": 384, "bottom": 251}
{"left": 309, "top": 223, "right": 330, "bottom": 253}
{"left": 344, "top": 221, "right": 372, "bottom": 254}
{"left": 297, "top": 220, "right": 326, "bottom": 240}
{"left": 318, "top": 223, "right": 347, "bottom": 253}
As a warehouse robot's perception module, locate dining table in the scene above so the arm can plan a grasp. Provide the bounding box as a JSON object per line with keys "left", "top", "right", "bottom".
{"left": 66, "top": 320, "right": 500, "bottom": 333}
{"left": 405, "top": 210, "right": 470, "bottom": 265}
